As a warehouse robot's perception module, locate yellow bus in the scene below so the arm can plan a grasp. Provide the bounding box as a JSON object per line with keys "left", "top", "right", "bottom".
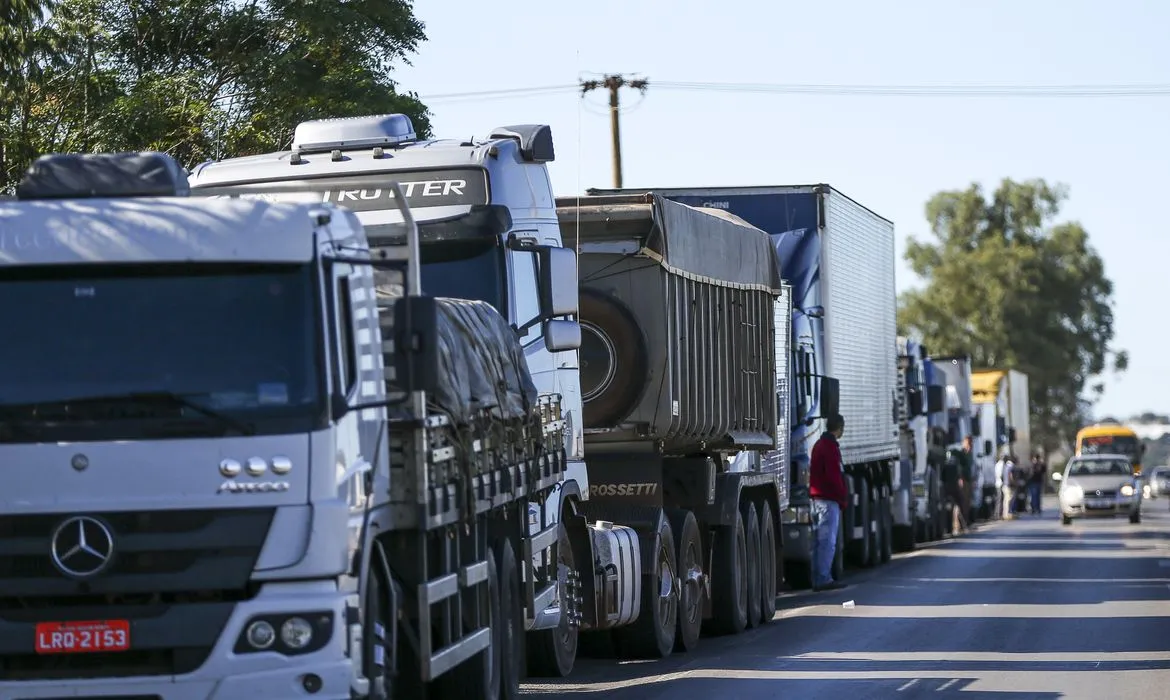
{"left": 1074, "top": 423, "right": 1146, "bottom": 474}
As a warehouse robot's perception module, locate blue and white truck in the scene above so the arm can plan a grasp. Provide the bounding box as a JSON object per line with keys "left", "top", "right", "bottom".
{"left": 590, "top": 184, "right": 901, "bottom": 586}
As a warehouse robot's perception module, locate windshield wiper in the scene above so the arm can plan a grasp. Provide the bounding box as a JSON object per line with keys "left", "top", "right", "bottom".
{"left": 0, "top": 391, "right": 256, "bottom": 436}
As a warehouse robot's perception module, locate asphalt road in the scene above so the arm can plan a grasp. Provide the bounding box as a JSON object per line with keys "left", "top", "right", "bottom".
{"left": 522, "top": 496, "right": 1170, "bottom": 700}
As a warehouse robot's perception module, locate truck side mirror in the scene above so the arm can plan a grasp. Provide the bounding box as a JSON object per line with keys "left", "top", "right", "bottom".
{"left": 983, "top": 439, "right": 993, "bottom": 456}
{"left": 538, "top": 247, "right": 578, "bottom": 317}
{"left": 543, "top": 319, "right": 581, "bottom": 352}
{"left": 819, "top": 376, "right": 840, "bottom": 418}
{"left": 392, "top": 295, "right": 441, "bottom": 396}
{"left": 971, "top": 420, "right": 981, "bottom": 437}
{"left": 907, "top": 386, "right": 923, "bottom": 417}
{"left": 1007, "top": 427, "right": 1017, "bottom": 443}
{"left": 926, "top": 385, "right": 945, "bottom": 413}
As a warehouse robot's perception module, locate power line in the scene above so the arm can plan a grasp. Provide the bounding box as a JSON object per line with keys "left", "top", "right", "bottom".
{"left": 420, "top": 81, "right": 1170, "bottom": 102}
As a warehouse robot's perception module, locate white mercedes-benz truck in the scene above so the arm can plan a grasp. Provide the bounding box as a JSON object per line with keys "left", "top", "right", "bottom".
{"left": 0, "top": 151, "right": 566, "bottom": 699}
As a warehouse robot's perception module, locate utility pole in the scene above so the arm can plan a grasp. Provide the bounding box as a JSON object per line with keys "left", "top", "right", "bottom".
{"left": 580, "top": 74, "right": 648, "bottom": 188}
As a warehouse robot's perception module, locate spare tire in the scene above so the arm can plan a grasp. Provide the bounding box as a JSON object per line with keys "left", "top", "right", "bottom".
{"left": 579, "top": 288, "right": 648, "bottom": 428}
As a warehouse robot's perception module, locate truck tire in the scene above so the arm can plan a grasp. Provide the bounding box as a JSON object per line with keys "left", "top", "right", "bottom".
{"left": 667, "top": 509, "right": 703, "bottom": 653}
{"left": 526, "top": 522, "right": 577, "bottom": 678}
{"left": 578, "top": 289, "right": 648, "bottom": 428}
{"left": 496, "top": 539, "right": 524, "bottom": 700}
{"left": 784, "top": 558, "right": 812, "bottom": 590}
{"left": 708, "top": 509, "right": 749, "bottom": 635}
{"left": 893, "top": 522, "right": 915, "bottom": 553}
{"left": 758, "top": 501, "right": 778, "bottom": 623}
{"left": 612, "top": 514, "right": 677, "bottom": 659}
{"left": 741, "top": 501, "right": 763, "bottom": 628}
{"left": 438, "top": 550, "right": 501, "bottom": 700}
{"left": 864, "top": 486, "right": 881, "bottom": 569}
{"left": 365, "top": 559, "right": 409, "bottom": 700}
{"left": 846, "top": 477, "right": 871, "bottom": 567}
{"left": 879, "top": 492, "right": 893, "bottom": 563}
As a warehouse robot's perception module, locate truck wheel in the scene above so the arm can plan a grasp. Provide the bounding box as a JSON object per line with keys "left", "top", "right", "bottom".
{"left": 578, "top": 289, "right": 648, "bottom": 428}
{"left": 496, "top": 539, "right": 524, "bottom": 700}
{"left": 741, "top": 501, "right": 763, "bottom": 628}
{"left": 846, "top": 477, "right": 871, "bottom": 567}
{"left": 709, "top": 509, "right": 749, "bottom": 635}
{"left": 667, "top": 509, "right": 704, "bottom": 653}
{"left": 864, "top": 488, "right": 881, "bottom": 568}
{"left": 612, "top": 514, "right": 677, "bottom": 659}
{"left": 879, "top": 493, "right": 893, "bottom": 563}
{"left": 893, "top": 523, "right": 915, "bottom": 553}
{"left": 365, "top": 562, "right": 410, "bottom": 700}
{"left": 526, "top": 523, "right": 578, "bottom": 678}
{"left": 784, "top": 559, "right": 812, "bottom": 590}
{"left": 757, "top": 501, "right": 779, "bottom": 623}
{"left": 438, "top": 550, "right": 501, "bottom": 700}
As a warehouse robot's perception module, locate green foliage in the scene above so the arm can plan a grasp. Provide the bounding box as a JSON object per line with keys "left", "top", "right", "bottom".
{"left": 1, "top": 0, "right": 431, "bottom": 191}
{"left": 898, "top": 178, "right": 1125, "bottom": 452}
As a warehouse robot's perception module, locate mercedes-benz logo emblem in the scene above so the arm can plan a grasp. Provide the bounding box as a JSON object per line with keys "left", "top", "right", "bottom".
{"left": 50, "top": 516, "right": 115, "bottom": 579}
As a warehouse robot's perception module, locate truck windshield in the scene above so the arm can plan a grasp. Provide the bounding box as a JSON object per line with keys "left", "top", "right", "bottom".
{"left": 0, "top": 263, "right": 322, "bottom": 442}
{"left": 419, "top": 237, "right": 506, "bottom": 312}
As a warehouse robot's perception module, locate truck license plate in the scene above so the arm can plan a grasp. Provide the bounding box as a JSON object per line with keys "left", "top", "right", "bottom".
{"left": 34, "top": 620, "right": 130, "bottom": 654}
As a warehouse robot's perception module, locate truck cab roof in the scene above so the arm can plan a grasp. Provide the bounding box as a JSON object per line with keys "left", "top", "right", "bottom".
{"left": 2, "top": 151, "right": 366, "bottom": 266}
{"left": 189, "top": 114, "right": 554, "bottom": 187}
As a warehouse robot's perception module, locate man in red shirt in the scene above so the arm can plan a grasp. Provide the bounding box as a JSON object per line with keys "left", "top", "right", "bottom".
{"left": 809, "top": 414, "right": 848, "bottom": 591}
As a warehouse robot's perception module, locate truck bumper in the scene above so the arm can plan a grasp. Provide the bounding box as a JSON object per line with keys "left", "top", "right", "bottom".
{"left": 1, "top": 582, "right": 355, "bottom": 700}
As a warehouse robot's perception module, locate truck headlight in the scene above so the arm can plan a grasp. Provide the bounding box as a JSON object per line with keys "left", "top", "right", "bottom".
{"left": 281, "top": 617, "right": 314, "bottom": 649}
{"left": 245, "top": 620, "right": 276, "bottom": 650}
{"left": 234, "top": 612, "right": 333, "bottom": 656}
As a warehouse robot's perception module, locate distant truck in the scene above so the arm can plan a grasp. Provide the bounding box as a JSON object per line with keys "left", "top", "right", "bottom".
{"left": 971, "top": 369, "right": 1031, "bottom": 516}
{"left": 895, "top": 337, "right": 946, "bottom": 549}
{"left": 590, "top": 184, "right": 901, "bottom": 586}
{"left": 928, "top": 356, "right": 977, "bottom": 521}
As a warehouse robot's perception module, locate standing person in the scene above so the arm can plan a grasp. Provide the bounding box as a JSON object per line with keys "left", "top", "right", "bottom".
{"left": 994, "top": 452, "right": 1007, "bottom": 520}
{"left": 1001, "top": 453, "right": 1017, "bottom": 519}
{"left": 809, "top": 414, "right": 848, "bottom": 592}
{"left": 1028, "top": 453, "right": 1046, "bottom": 515}
{"left": 942, "top": 448, "right": 968, "bottom": 534}
{"left": 957, "top": 436, "right": 976, "bottom": 525}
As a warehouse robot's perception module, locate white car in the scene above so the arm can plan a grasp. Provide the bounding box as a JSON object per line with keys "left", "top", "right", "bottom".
{"left": 1146, "top": 465, "right": 1170, "bottom": 500}
{"left": 1055, "top": 453, "right": 1142, "bottom": 525}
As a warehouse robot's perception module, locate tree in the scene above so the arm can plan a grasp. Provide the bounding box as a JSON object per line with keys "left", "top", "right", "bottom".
{"left": 1, "top": 0, "right": 431, "bottom": 192}
{"left": 898, "top": 178, "right": 1126, "bottom": 453}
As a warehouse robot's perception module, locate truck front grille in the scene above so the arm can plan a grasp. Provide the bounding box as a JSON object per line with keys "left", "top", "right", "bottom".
{"left": 0, "top": 508, "right": 275, "bottom": 606}
{"left": 2, "top": 647, "right": 211, "bottom": 680}
{"left": 0, "top": 508, "right": 274, "bottom": 681}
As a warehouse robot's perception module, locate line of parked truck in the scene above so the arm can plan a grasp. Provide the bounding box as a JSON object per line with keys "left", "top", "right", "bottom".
{"left": 0, "top": 113, "right": 1032, "bottom": 699}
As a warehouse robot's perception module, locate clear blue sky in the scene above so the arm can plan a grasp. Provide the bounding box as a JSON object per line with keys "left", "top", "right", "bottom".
{"left": 396, "top": 0, "right": 1169, "bottom": 419}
